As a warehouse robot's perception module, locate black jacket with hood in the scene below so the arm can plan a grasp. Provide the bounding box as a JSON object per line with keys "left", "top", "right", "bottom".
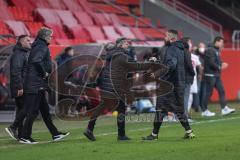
{"left": 24, "top": 38, "right": 52, "bottom": 94}
{"left": 10, "top": 44, "right": 29, "bottom": 97}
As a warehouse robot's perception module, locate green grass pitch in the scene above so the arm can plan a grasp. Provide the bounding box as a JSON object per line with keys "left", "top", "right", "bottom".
{"left": 0, "top": 102, "right": 240, "bottom": 160}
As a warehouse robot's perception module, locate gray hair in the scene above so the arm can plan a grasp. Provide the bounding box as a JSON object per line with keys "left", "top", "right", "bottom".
{"left": 37, "top": 27, "right": 53, "bottom": 40}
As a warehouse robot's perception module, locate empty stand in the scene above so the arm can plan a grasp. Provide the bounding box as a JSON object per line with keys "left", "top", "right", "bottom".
{"left": 73, "top": 12, "right": 95, "bottom": 26}
{"left": 102, "top": 26, "right": 121, "bottom": 41}
{"left": 5, "top": 21, "right": 30, "bottom": 36}
{"left": 85, "top": 26, "right": 106, "bottom": 41}
{"left": 55, "top": 10, "right": 78, "bottom": 28}
{"left": 62, "top": 0, "right": 84, "bottom": 11}
{"left": 35, "top": 8, "right": 62, "bottom": 25}
{"left": 115, "top": 26, "right": 136, "bottom": 39}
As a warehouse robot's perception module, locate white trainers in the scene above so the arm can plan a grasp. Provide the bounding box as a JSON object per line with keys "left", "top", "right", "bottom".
{"left": 201, "top": 110, "right": 216, "bottom": 117}
{"left": 221, "top": 106, "right": 235, "bottom": 115}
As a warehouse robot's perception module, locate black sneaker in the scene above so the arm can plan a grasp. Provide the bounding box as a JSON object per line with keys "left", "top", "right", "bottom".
{"left": 184, "top": 130, "right": 195, "bottom": 139}
{"left": 142, "top": 134, "right": 158, "bottom": 140}
{"left": 117, "top": 135, "right": 131, "bottom": 141}
{"left": 5, "top": 126, "right": 18, "bottom": 140}
{"left": 19, "top": 137, "right": 39, "bottom": 144}
{"left": 83, "top": 130, "right": 96, "bottom": 141}
{"left": 53, "top": 132, "right": 70, "bottom": 141}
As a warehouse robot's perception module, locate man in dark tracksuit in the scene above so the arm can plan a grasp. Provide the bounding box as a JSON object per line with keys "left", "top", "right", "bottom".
{"left": 201, "top": 37, "right": 235, "bottom": 116}
{"left": 84, "top": 38, "right": 166, "bottom": 141}
{"left": 143, "top": 30, "right": 195, "bottom": 140}
{"left": 5, "top": 35, "right": 31, "bottom": 140}
{"left": 19, "top": 28, "right": 69, "bottom": 144}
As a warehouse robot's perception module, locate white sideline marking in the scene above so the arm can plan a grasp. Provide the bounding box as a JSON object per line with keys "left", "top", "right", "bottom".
{"left": 0, "top": 116, "right": 240, "bottom": 144}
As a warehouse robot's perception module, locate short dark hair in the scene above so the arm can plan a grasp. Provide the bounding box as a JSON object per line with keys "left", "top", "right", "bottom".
{"left": 214, "top": 36, "right": 224, "bottom": 43}
{"left": 17, "top": 35, "right": 28, "bottom": 43}
{"left": 168, "top": 29, "right": 178, "bottom": 36}
{"left": 64, "top": 46, "right": 73, "bottom": 53}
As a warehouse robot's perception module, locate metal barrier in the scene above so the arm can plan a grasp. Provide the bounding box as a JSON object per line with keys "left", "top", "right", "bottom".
{"left": 232, "top": 30, "right": 240, "bottom": 49}
{"left": 161, "top": 0, "right": 223, "bottom": 35}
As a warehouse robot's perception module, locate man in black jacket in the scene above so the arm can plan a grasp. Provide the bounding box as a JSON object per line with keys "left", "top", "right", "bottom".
{"left": 201, "top": 36, "right": 235, "bottom": 117}
{"left": 19, "top": 27, "right": 69, "bottom": 144}
{"left": 143, "top": 30, "right": 195, "bottom": 140}
{"left": 84, "top": 38, "right": 167, "bottom": 141}
{"left": 5, "top": 35, "right": 31, "bottom": 140}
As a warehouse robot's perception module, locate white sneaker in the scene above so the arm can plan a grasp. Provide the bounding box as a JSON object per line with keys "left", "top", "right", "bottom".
{"left": 201, "top": 110, "right": 216, "bottom": 117}
{"left": 221, "top": 106, "right": 235, "bottom": 115}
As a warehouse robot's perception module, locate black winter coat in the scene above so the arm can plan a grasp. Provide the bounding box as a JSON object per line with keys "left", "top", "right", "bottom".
{"left": 156, "top": 41, "right": 186, "bottom": 112}
{"left": 204, "top": 45, "right": 222, "bottom": 77}
{"left": 24, "top": 38, "right": 52, "bottom": 94}
{"left": 10, "top": 44, "right": 29, "bottom": 97}
{"left": 163, "top": 41, "right": 186, "bottom": 87}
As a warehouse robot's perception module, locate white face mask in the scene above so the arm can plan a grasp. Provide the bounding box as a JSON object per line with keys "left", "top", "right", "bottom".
{"left": 199, "top": 47, "right": 205, "bottom": 53}
{"left": 188, "top": 42, "right": 192, "bottom": 50}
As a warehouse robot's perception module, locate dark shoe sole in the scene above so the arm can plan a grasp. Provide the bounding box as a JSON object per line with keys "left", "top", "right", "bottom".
{"left": 83, "top": 132, "right": 96, "bottom": 141}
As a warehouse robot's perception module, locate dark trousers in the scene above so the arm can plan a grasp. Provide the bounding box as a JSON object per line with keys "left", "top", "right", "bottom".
{"left": 10, "top": 96, "right": 25, "bottom": 137}
{"left": 201, "top": 76, "right": 227, "bottom": 111}
{"left": 153, "top": 88, "right": 191, "bottom": 135}
{"left": 21, "top": 91, "right": 59, "bottom": 139}
{"left": 87, "top": 100, "right": 126, "bottom": 137}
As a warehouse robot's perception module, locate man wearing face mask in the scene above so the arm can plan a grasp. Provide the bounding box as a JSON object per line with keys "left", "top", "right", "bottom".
{"left": 5, "top": 35, "right": 31, "bottom": 140}
{"left": 201, "top": 36, "right": 235, "bottom": 117}
{"left": 19, "top": 27, "right": 69, "bottom": 144}
{"left": 193, "top": 42, "right": 206, "bottom": 112}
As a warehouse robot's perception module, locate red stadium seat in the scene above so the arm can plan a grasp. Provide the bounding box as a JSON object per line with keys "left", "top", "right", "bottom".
{"left": 140, "top": 28, "right": 165, "bottom": 39}
{"left": 130, "top": 28, "right": 146, "bottom": 40}
{"left": 85, "top": 26, "right": 106, "bottom": 41}
{"left": 25, "top": 22, "right": 44, "bottom": 36}
{"left": 29, "top": 0, "right": 51, "bottom": 8}
{"left": 0, "top": 1, "right": 14, "bottom": 20}
{"left": 77, "top": 0, "right": 94, "bottom": 15}
{"left": 70, "top": 38, "right": 90, "bottom": 44}
{"left": 92, "top": 13, "right": 111, "bottom": 26}
{"left": 93, "top": 3, "right": 130, "bottom": 14}
{"left": 55, "top": 10, "right": 79, "bottom": 28}
{"left": 11, "top": 0, "right": 35, "bottom": 11}
{"left": 67, "top": 25, "right": 91, "bottom": 40}
{"left": 102, "top": 26, "right": 121, "bottom": 41}
{"left": 115, "top": 0, "right": 140, "bottom": 5}
{"left": 55, "top": 39, "right": 72, "bottom": 45}
{"left": 45, "top": 23, "right": 68, "bottom": 39}
{"left": 115, "top": 26, "right": 136, "bottom": 39}
{"left": 117, "top": 15, "right": 136, "bottom": 26}
{"left": 73, "top": 12, "right": 95, "bottom": 26}
{"left": 35, "top": 8, "right": 62, "bottom": 25}
{"left": 62, "top": 0, "right": 84, "bottom": 11}
{"left": 5, "top": 21, "right": 30, "bottom": 36}
{"left": 47, "top": 0, "right": 67, "bottom": 10}
{"left": 0, "top": 22, "right": 12, "bottom": 35}
{"left": 9, "top": 6, "right": 34, "bottom": 22}
{"left": 109, "top": 14, "right": 121, "bottom": 26}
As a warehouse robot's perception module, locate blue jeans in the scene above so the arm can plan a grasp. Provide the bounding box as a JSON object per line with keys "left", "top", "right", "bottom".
{"left": 201, "top": 76, "right": 227, "bottom": 111}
